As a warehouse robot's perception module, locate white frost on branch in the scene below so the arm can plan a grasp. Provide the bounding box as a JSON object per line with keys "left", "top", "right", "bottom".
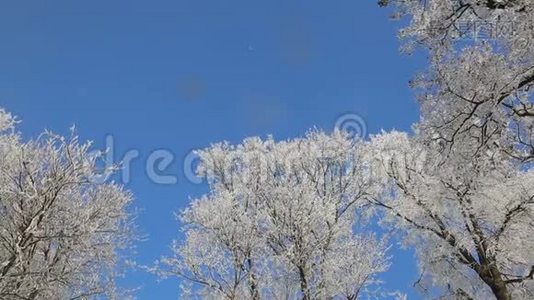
{"left": 369, "top": 130, "right": 534, "bottom": 299}
{"left": 0, "top": 108, "right": 135, "bottom": 299}
{"left": 156, "top": 131, "right": 390, "bottom": 300}
{"left": 373, "top": 2, "right": 534, "bottom": 298}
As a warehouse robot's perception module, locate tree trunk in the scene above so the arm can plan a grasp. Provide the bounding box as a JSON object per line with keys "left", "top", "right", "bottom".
{"left": 298, "top": 265, "right": 310, "bottom": 300}
{"left": 249, "top": 272, "right": 260, "bottom": 300}
{"left": 477, "top": 265, "right": 511, "bottom": 300}
{"left": 486, "top": 280, "right": 510, "bottom": 300}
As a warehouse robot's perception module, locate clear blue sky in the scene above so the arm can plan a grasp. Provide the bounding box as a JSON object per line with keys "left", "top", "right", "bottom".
{"left": 0, "top": 0, "right": 425, "bottom": 298}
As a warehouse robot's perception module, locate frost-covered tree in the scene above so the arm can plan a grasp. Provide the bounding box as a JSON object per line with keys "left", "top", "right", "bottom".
{"left": 381, "top": 0, "right": 534, "bottom": 162}
{"left": 371, "top": 1, "right": 534, "bottom": 299}
{"left": 0, "top": 108, "right": 134, "bottom": 299}
{"left": 157, "top": 131, "right": 389, "bottom": 299}
{"left": 369, "top": 131, "right": 533, "bottom": 299}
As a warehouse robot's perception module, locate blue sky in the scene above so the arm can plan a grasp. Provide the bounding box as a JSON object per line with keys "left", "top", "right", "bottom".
{"left": 0, "top": 0, "right": 426, "bottom": 298}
